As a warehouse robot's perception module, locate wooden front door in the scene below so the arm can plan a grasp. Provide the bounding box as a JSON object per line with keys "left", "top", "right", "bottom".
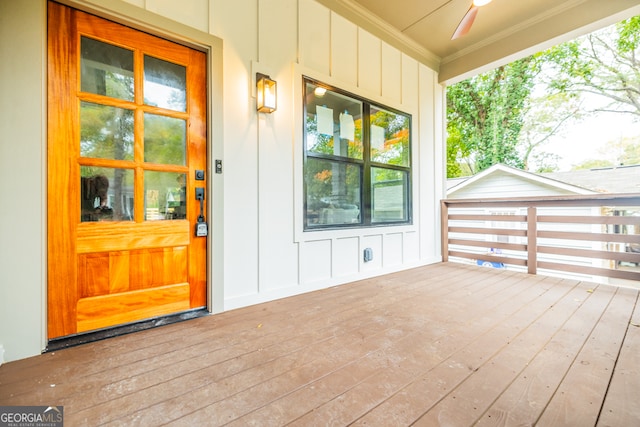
{"left": 47, "top": 2, "right": 208, "bottom": 339}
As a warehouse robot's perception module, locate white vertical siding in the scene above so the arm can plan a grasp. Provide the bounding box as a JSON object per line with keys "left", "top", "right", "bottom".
{"left": 333, "top": 237, "right": 360, "bottom": 277}
{"left": 0, "top": 0, "right": 47, "bottom": 362}
{"left": 146, "top": 0, "right": 209, "bottom": 32}
{"left": 404, "top": 231, "right": 420, "bottom": 263}
{"left": 381, "top": 42, "right": 402, "bottom": 104}
{"left": 256, "top": 0, "right": 300, "bottom": 294}
{"left": 211, "top": 0, "right": 261, "bottom": 300}
{"left": 419, "top": 65, "right": 440, "bottom": 259}
{"left": 383, "top": 233, "right": 404, "bottom": 268}
{"left": 299, "top": 0, "right": 331, "bottom": 75}
{"left": 330, "top": 12, "right": 358, "bottom": 86}
{"left": 357, "top": 28, "right": 381, "bottom": 96}
{"left": 301, "top": 239, "right": 332, "bottom": 283}
{"left": 401, "top": 53, "right": 419, "bottom": 109}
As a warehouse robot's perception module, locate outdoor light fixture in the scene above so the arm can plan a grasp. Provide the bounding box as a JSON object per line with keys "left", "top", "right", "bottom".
{"left": 256, "top": 73, "right": 277, "bottom": 113}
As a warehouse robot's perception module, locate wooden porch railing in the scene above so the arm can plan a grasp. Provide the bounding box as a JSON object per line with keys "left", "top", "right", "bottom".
{"left": 441, "top": 193, "right": 640, "bottom": 283}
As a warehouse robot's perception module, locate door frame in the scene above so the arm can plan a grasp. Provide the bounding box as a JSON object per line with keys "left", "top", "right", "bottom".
{"left": 46, "top": 0, "right": 225, "bottom": 343}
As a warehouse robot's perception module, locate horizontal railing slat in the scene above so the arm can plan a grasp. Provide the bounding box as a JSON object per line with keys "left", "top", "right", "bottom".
{"left": 538, "top": 230, "right": 640, "bottom": 244}
{"left": 539, "top": 215, "right": 640, "bottom": 225}
{"left": 449, "top": 214, "right": 528, "bottom": 222}
{"left": 448, "top": 239, "right": 527, "bottom": 252}
{"left": 448, "top": 250, "right": 528, "bottom": 267}
{"left": 537, "top": 261, "right": 640, "bottom": 282}
{"left": 537, "top": 245, "right": 640, "bottom": 263}
{"left": 449, "top": 227, "right": 528, "bottom": 236}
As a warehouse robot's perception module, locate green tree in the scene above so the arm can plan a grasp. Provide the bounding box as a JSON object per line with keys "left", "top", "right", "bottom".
{"left": 446, "top": 56, "right": 540, "bottom": 177}
{"left": 546, "top": 16, "right": 640, "bottom": 119}
{"left": 447, "top": 16, "right": 640, "bottom": 178}
{"left": 518, "top": 91, "right": 584, "bottom": 172}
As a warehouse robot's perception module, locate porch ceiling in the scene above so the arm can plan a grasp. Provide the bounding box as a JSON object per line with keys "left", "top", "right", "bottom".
{"left": 317, "top": 0, "right": 640, "bottom": 84}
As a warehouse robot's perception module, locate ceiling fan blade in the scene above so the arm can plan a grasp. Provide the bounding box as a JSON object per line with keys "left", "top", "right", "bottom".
{"left": 451, "top": 5, "right": 479, "bottom": 40}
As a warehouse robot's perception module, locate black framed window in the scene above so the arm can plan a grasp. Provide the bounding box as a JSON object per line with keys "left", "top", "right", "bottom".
{"left": 303, "top": 77, "right": 412, "bottom": 229}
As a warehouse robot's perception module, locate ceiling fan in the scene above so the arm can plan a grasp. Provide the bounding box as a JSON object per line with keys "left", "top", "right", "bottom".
{"left": 451, "top": 0, "right": 493, "bottom": 40}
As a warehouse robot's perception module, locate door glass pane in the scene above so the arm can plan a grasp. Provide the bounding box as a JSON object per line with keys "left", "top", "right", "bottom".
{"left": 80, "top": 102, "right": 134, "bottom": 160}
{"left": 144, "top": 113, "right": 186, "bottom": 165}
{"left": 370, "top": 106, "right": 410, "bottom": 167}
{"left": 305, "top": 81, "right": 363, "bottom": 160}
{"left": 144, "top": 171, "right": 187, "bottom": 221}
{"left": 144, "top": 55, "right": 187, "bottom": 112}
{"left": 305, "top": 158, "right": 361, "bottom": 227}
{"left": 371, "top": 167, "right": 407, "bottom": 223}
{"left": 80, "top": 37, "right": 134, "bottom": 101}
{"left": 81, "top": 167, "right": 134, "bottom": 222}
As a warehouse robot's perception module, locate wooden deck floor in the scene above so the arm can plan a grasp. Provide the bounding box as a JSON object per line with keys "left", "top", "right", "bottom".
{"left": 1, "top": 263, "right": 639, "bottom": 426}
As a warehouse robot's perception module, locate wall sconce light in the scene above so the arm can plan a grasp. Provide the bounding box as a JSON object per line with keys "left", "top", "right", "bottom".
{"left": 256, "top": 73, "right": 277, "bottom": 113}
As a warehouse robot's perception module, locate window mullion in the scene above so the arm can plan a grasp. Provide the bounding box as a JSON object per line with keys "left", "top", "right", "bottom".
{"left": 362, "top": 103, "right": 372, "bottom": 226}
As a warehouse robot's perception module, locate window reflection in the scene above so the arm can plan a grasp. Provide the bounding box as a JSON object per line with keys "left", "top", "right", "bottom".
{"left": 80, "top": 37, "right": 134, "bottom": 101}
{"left": 144, "top": 171, "right": 187, "bottom": 220}
{"left": 80, "top": 102, "right": 134, "bottom": 160}
{"left": 144, "top": 113, "right": 186, "bottom": 165}
{"left": 80, "top": 167, "right": 134, "bottom": 222}
{"left": 305, "top": 82, "right": 363, "bottom": 160}
{"left": 370, "top": 106, "right": 410, "bottom": 167}
{"left": 305, "top": 158, "right": 361, "bottom": 227}
{"left": 371, "top": 167, "right": 407, "bottom": 223}
{"left": 144, "top": 55, "right": 187, "bottom": 112}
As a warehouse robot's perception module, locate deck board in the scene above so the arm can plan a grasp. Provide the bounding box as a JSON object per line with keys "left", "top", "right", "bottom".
{"left": 0, "top": 263, "right": 638, "bottom": 426}
{"left": 474, "top": 284, "right": 616, "bottom": 427}
{"left": 536, "top": 286, "right": 638, "bottom": 426}
{"left": 597, "top": 294, "right": 640, "bottom": 427}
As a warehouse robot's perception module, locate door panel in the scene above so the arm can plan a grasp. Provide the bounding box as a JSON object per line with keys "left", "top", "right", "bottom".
{"left": 48, "top": 2, "right": 207, "bottom": 339}
{"left": 76, "top": 283, "right": 190, "bottom": 333}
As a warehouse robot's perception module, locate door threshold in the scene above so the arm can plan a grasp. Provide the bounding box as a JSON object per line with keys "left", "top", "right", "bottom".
{"left": 45, "top": 308, "right": 209, "bottom": 352}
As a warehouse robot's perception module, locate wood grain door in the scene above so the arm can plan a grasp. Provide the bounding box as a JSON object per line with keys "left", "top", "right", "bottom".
{"left": 47, "top": 2, "right": 208, "bottom": 339}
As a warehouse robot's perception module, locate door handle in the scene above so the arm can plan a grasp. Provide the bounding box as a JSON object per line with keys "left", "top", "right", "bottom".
{"left": 195, "top": 188, "right": 207, "bottom": 237}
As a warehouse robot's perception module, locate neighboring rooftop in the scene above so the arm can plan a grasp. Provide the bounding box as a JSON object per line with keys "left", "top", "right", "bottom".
{"left": 447, "top": 164, "right": 640, "bottom": 195}
{"left": 542, "top": 165, "right": 640, "bottom": 194}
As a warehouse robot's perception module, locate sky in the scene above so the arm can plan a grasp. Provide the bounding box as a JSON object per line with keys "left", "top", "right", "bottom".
{"left": 545, "top": 109, "right": 639, "bottom": 171}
